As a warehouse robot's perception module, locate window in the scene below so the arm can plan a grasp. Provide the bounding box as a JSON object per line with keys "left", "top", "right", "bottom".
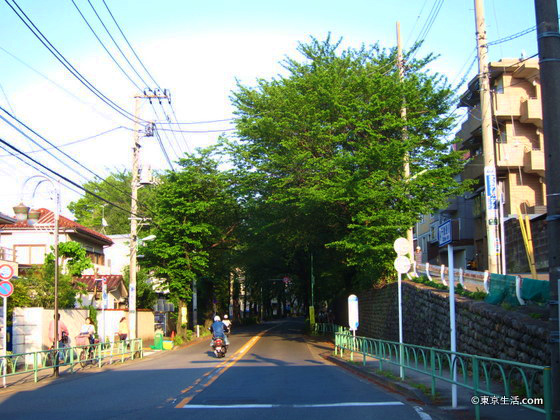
{"left": 14, "top": 245, "right": 46, "bottom": 264}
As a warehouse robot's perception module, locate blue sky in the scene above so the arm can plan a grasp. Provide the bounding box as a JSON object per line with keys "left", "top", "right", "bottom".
{"left": 0, "top": 0, "right": 543, "bottom": 217}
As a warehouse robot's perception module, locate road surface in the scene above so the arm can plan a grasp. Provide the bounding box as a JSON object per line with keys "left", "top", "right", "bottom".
{"left": 0, "top": 319, "right": 432, "bottom": 420}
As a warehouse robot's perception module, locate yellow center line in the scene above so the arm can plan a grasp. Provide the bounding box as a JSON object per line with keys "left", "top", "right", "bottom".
{"left": 175, "top": 328, "right": 271, "bottom": 408}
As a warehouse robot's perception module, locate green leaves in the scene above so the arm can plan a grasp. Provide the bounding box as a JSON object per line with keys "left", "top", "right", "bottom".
{"left": 230, "top": 36, "right": 467, "bottom": 293}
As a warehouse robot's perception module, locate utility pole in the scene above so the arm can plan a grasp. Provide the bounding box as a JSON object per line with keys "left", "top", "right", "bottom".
{"left": 534, "top": 1, "right": 560, "bottom": 417}
{"left": 396, "top": 22, "right": 415, "bottom": 260}
{"left": 129, "top": 90, "right": 166, "bottom": 340}
{"left": 53, "top": 182, "right": 60, "bottom": 377}
{"left": 474, "top": 0, "right": 499, "bottom": 274}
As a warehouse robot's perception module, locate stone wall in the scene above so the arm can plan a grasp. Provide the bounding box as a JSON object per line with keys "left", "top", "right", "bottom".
{"left": 354, "top": 280, "right": 550, "bottom": 366}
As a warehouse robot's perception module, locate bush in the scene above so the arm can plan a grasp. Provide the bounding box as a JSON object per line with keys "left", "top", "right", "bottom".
{"left": 411, "top": 275, "right": 487, "bottom": 300}
{"left": 173, "top": 335, "right": 184, "bottom": 346}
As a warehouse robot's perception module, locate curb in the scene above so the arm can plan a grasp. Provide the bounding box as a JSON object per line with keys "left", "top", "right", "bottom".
{"left": 320, "top": 352, "right": 432, "bottom": 405}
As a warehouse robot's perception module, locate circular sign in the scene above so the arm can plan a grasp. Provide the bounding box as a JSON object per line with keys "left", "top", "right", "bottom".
{"left": 0, "top": 280, "right": 14, "bottom": 298}
{"left": 394, "top": 256, "right": 411, "bottom": 274}
{"left": 0, "top": 264, "right": 14, "bottom": 281}
{"left": 393, "top": 238, "right": 410, "bottom": 256}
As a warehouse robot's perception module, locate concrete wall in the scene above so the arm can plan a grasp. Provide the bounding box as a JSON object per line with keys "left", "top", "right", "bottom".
{"left": 12, "top": 308, "right": 154, "bottom": 360}
{"left": 353, "top": 280, "right": 549, "bottom": 367}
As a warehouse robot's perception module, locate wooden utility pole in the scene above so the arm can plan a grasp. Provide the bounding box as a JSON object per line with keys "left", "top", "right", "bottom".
{"left": 396, "top": 22, "right": 415, "bottom": 260}
{"left": 473, "top": 0, "right": 499, "bottom": 274}
{"left": 534, "top": 1, "right": 560, "bottom": 417}
{"left": 129, "top": 90, "right": 166, "bottom": 340}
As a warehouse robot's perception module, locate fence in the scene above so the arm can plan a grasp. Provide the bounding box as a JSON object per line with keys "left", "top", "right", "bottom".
{"left": 332, "top": 330, "right": 551, "bottom": 420}
{"left": 0, "top": 338, "right": 143, "bottom": 387}
{"left": 415, "top": 263, "right": 549, "bottom": 306}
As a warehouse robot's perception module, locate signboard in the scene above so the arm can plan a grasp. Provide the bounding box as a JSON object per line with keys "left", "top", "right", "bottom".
{"left": 393, "top": 238, "right": 410, "bottom": 256}
{"left": 348, "top": 295, "right": 359, "bottom": 331}
{"left": 394, "top": 256, "right": 411, "bottom": 274}
{"left": 438, "top": 220, "right": 452, "bottom": 247}
{"left": 0, "top": 281, "right": 14, "bottom": 298}
{"left": 484, "top": 166, "right": 498, "bottom": 224}
{"left": 0, "top": 264, "right": 14, "bottom": 281}
{"left": 102, "top": 280, "right": 108, "bottom": 310}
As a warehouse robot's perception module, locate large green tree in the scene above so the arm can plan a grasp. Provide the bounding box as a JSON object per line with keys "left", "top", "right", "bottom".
{"left": 229, "top": 37, "right": 468, "bottom": 296}
{"left": 139, "top": 148, "right": 240, "bottom": 335}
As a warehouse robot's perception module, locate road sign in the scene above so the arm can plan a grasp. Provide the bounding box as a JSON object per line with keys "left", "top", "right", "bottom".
{"left": 438, "top": 220, "right": 452, "bottom": 247}
{"left": 0, "top": 281, "right": 14, "bottom": 298}
{"left": 394, "top": 256, "right": 411, "bottom": 274}
{"left": 0, "top": 264, "right": 14, "bottom": 281}
{"left": 393, "top": 237, "right": 410, "bottom": 256}
{"left": 348, "top": 294, "right": 359, "bottom": 331}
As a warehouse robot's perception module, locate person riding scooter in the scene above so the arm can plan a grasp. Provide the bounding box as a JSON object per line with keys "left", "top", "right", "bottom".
{"left": 209, "top": 315, "right": 229, "bottom": 347}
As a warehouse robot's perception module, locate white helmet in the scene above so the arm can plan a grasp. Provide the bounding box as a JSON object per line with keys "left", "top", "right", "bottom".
{"left": 223, "top": 315, "right": 228, "bottom": 319}
{"left": 214, "top": 315, "right": 221, "bottom": 322}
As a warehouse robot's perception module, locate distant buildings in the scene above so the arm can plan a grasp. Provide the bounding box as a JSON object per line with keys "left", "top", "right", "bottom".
{"left": 415, "top": 58, "right": 545, "bottom": 274}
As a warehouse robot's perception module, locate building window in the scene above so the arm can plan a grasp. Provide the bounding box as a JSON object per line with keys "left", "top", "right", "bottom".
{"left": 14, "top": 245, "right": 46, "bottom": 265}
{"left": 87, "top": 251, "right": 105, "bottom": 265}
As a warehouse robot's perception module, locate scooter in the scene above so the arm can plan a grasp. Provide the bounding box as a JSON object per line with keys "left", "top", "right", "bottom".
{"left": 212, "top": 336, "right": 227, "bottom": 358}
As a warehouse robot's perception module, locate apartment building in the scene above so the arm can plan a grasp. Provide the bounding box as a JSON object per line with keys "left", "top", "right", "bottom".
{"left": 456, "top": 58, "right": 544, "bottom": 272}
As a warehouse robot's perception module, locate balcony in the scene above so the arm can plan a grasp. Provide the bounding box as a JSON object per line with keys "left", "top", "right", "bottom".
{"left": 456, "top": 106, "right": 481, "bottom": 142}
{"left": 495, "top": 142, "right": 525, "bottom": 168}
{"left": 520, "top": 98, "right": 543, "bottom": 127}
{"left": 524, "top": 148, "right": 545, "bottom": 175}
{"left": 461, "top": 153, "right": 484, "bottom": 180}
{"left": 493, "top": 94, "right": 522, "bottom": 119}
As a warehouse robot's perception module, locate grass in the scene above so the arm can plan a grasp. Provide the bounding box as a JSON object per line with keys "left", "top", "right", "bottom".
{"left": 411, "top": 276, "right": 488, "bottom": 301}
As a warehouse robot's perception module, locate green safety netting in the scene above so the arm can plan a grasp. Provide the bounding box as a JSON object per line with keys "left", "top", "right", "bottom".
{"left": 485, "top": 274, "right": 520, "bottom": 306}
{"left": 520, "top": 277, "right": 549, "bottom": 303}
{"left": 484, "top": 274, "right": 549, "bottom": 306}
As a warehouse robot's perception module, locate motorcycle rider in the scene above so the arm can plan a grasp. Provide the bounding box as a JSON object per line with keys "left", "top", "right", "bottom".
{"left": 222, "top": 314, "right": 232, "bottom": 334}
{"left": 209, "top": 315, "right": 229, "bottom": 347}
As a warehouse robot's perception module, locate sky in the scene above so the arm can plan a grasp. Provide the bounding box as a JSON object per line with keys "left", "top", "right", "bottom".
{"left": 0, "top": 0, "right": 543, "bottom": 221}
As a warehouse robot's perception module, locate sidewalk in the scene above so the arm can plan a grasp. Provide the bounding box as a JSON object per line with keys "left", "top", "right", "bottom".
{"left": 306, "top": 335, "right": 546, "bottom": 420}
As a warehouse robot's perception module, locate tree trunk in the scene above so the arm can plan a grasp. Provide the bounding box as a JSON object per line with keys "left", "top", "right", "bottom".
{"left": 177, "top": 300, "right": 188, "bottom": 337}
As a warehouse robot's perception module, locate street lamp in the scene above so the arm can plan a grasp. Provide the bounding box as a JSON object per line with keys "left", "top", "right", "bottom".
{"left": 22, "top": 176, "right": 61, "bottom": 376}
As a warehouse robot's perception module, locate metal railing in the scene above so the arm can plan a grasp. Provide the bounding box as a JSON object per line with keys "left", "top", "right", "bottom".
{"left": 0, "top": 246, "right": 15, "bottom": 262}
{"left": 334, "top": 332, "right": 551, "bottom": 420}
{"left": 0, "top": 338, "right": 143, "bottom": 386}
{"left": 314, "top": 323, "right": 349, "bottom": 334}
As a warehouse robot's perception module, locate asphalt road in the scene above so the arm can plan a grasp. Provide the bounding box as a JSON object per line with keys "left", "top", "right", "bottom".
{"left": 0, "top": 319, "right": 431, "bottom": 420}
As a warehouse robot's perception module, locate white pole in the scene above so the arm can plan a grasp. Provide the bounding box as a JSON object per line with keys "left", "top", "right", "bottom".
{"left": 2, "top": 296, "right": 6, "bottom": 388}
{"left": 448, "top": 244, "right": 457, "bottom": 408}
{"left": 499, "top": 185, "right": 507, "bottom": 274}
{"left": 398, "top": 271, "right": 404, "bottom": 379}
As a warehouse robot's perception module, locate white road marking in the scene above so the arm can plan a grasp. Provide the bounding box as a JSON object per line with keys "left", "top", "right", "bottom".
{"left": 413, "top": 405, "right": 432, "bottom": 420}
{"left": 182, "top": 401, "right": 405, "bottom": 409}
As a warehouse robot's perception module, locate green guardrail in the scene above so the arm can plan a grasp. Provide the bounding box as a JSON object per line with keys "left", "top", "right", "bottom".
{"left": 313, "top": 322, "right": 349, "bottom": 334}
{"left": 333, "top": 332, "right": 551, "bottom": 420}
{"left": 0, "top": 338, "right": 143, "bottom": 385}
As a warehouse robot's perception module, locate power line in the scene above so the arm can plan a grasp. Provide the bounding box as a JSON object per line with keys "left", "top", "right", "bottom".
{"left": 86, "top": 0, "right": 150, "bottom": 89}
{"left": 154, "top": 128, "right": 175, "bottom": 171}
{"left": 153, "top": 118, "right": 234, "bottom": 125}
{"left": 149, "top": 101, "right": 181, "bottom": 159}
{"left": 101, "top": 0, "right": 161, "bottom": 90}
{"left": 0, "top": 106, "right": 155, "bottom": 216}
{"left": 157, "top": 127, "right": 236, "bottom": 134}
{"left": 0, "top": 136, "right": 143, "bottom": 219}
{"left": 5, "top": 0, "right": 147, "bottom": 124}
{"left": 0, "top": 125, "right": 129, "bottom": 158}
{"left": 71, "top": 0, "right": 143, "bottom": 91}
{"left": 0, "top": 45, "right": 123, "bottom": 125}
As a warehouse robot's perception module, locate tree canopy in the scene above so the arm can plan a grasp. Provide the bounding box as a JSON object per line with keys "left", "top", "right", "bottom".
{"left": 70, "top": 37, "right": 468, "bottom": 329}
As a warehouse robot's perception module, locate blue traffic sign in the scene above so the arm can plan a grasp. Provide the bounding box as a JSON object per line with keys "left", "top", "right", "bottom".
{"left": 0, "top": 280, "right": 14, "bottom": 298}
{"left": 438, "top": 220, "right": 452, "bottom": 247}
